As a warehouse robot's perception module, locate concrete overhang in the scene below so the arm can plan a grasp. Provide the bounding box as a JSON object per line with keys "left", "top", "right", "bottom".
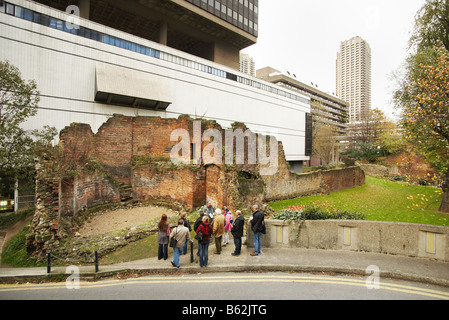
{"left": 95, "top": 63, "right": 172, "bottom": 110}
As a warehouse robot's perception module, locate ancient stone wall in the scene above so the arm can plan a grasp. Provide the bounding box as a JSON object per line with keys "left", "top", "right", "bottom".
{"left": 29, "top": 115, "right": 365, "bottom": 259}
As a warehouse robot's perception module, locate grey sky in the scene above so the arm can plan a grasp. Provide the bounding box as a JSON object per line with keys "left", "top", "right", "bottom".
{"left": 242, "top": 0, "right": 425, "bottom": 120}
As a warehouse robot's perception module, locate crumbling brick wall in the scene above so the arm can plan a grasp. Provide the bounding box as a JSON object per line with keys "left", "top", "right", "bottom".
{"left": 29, "top": 114, "right": 365, "bottom": 259}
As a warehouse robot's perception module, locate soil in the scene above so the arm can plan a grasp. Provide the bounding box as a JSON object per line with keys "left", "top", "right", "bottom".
{"left": 78, "top": 205, "right": 178, "bottom": 237}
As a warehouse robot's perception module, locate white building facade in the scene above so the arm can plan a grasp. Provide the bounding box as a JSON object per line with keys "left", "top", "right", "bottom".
{"left": 0, "top": 0, "right": 311, "bottom": 164}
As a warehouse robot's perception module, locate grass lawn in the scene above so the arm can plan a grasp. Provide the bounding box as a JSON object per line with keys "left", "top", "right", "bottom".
{"left": 269, "top": 176, "right": 449, "bottom": 227}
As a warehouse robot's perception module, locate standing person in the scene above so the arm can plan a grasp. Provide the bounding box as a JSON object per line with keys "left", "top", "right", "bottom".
{"left": 206, "top": 200, "right": 215, "bottom": 223}
{"left": 196, "top": 215, "right": 212, "bottom": 267}
{"left": 157, "top": 214, "right": 170, "bottom": 260}
{"left": 222, "top": 206, "right": 233, "bottom": 246}
{"left": 231, "top": 210, "right": 244, "bottom": 256}
{"left": 194, "top": 210, "right": 205, "bottom": 232}
{"left": 211, "top": 208, "right": 225, "bottom": 254}
{"left": 250, "top": 204, "right": 264, "bottom": 256}
{"left": 180, "top": 213, "right": 191, "bottom": 255}
{"left": 169, "top": 219, "right": 192, "bottom": 268}
{"left": 194, "top": 210, "right": 205, "bottom": 256}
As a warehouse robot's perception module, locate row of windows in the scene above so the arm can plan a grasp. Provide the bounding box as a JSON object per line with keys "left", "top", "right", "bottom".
{"left": 1, "top": 1, "right": 308, "bottom": 105}
{"left": 186, "top": 0, "right": 258, "bottom": 36}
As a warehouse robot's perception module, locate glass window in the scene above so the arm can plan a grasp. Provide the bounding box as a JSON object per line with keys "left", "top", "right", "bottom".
{"left": 6, "top": 3, "right": 14, "bottom": 15}
{"left": 93, "top": 30, "right": 101, "bottom": 41}
{"left": 32, "top": 12, "right": 39, "bottom": 23}
{"left": 49, "top": 17, "right": 57, "bottom": 29}
{"left": 0, "top": 2, "right": 5, "bottom": 14}
{"left": 56, "top": 19, "right": 64, "bottom": 30}
{"left": 14, "top": 6, "right": 23, "bottom": 18}
{"left": 23, "top": 8, "right": 33, "bottom": 21}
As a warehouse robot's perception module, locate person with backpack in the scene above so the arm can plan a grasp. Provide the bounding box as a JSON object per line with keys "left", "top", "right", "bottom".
{"left": 194, "top": 210, "right": 205, "bottom": 256}
{"left": 222, "top": 206, "right": 233, "bottom": 246}
{"left": 195, "top": 215, "right": 213, "bottom": 267}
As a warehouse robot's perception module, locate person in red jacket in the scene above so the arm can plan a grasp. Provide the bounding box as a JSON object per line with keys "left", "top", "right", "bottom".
{"left": 196, "top": 215, "right": 213, "bottom": 267}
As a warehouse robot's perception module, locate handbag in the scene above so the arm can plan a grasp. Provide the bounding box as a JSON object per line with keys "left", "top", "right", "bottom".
{"left": 169, "top": 227, "right": 178, "bottom": 248}
{"left": 166, "top": 224, "right": 171, "bottom": 237}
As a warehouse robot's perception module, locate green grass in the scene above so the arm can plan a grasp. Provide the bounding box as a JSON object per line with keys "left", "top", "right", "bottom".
{"left": 1, "top": 226, "right": 45, "bottom": 268}
{"left": 269, "top": 176, "right": 448, "bottom": 226}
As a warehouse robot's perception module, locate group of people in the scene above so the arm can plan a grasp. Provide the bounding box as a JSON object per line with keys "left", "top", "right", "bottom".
{"left": 157, "top": 201, "right": 265, "bottom": 268}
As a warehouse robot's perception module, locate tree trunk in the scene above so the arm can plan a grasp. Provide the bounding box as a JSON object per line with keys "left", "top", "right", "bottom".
{"left": 439, "top": 172, "right": 449, "bottom": 213}
{"left": 440, "top": 189, "right": 449, "bottom": 213}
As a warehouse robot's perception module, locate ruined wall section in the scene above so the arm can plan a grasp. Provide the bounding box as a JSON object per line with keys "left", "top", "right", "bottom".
{"left": 30, "top": 115, "right": 365, "bottom": 259}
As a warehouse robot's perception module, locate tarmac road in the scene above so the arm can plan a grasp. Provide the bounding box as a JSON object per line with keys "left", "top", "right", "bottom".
{"left": 1, "top": 272, "right": 449, "bottom": 301}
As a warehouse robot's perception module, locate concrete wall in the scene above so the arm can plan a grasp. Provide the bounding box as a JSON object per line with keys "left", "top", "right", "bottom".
{"left": 1, "top": 0, "right": 310, "bottom": 162}
{"left": 248, "top": 220, "right": 449, "bottom": 262}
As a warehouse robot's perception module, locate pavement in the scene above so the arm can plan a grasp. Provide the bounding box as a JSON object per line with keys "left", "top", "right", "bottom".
{"left": 1, "top": 240, "right": 449, "bottom": 287}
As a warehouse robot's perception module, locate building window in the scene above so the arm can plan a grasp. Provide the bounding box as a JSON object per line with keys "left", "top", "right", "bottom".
{"left": 6, "top": 2, "right": 14, "bottom": 15}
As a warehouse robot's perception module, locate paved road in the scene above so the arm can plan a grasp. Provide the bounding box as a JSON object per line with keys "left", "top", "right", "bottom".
{"left": 1, "top": 272, "right": 448, "bottom": 301}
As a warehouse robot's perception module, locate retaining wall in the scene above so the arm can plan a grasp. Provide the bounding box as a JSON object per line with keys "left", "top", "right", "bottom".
{"left": 247, "top": 220, "right": 449, "bottom": 261}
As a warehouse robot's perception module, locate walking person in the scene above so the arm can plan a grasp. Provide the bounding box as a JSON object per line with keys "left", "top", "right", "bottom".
{"left": 169, "top": 219, "right": 192, "bottom": 268}
{"left": 250, "top": 205, "right": 264, "bottom": 256}
{"left": 196, "top": 215, "right": 213, "bottom": 267}
{"left": 231, "top": 210, "right": 244, "bottom": 256}
{"left": 180, "top": 212, "right": 191, "bottom": 255}
{"left": 211, "top": 208, "right": 225, "bottom": 254}
{"left": 157, "top": 214, "right": 170, "bottom": 260}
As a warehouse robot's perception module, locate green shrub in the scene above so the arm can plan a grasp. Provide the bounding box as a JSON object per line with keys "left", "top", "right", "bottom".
{"left": 271, "top": 205, "right": 366, "bottom": 221}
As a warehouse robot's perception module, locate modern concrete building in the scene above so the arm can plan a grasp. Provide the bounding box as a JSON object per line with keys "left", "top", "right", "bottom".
{"left": 257, "top": 67, "right": 349, "bottom": 165}
{"left": 28, "top": 0, "right": 259, "bottom": 70}
{"left": 239, "top": 52, "right": 255, "bottom": 76}
{"left": 0, "top": 0, "right": 311, "bottom": 166}
{"left": 336, "top": 36, "right": 371, "bottom": 123}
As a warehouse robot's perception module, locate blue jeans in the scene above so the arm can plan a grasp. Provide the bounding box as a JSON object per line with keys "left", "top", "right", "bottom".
{"left": 198, "top": 241, "right": 209, "bottom": 267}
{"left": 172, "top": 247, "right": 182, "bottom": 267}
{"left": 253, "top": 231, "right": 261, "bottom": 255}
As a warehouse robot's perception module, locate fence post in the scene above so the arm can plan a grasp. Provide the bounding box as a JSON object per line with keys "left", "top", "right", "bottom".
{"left": 95, "top": 250, "right": 99, "bottom": 273}
{"left": 47, "top": 252, "right": 51, "bottom": 274}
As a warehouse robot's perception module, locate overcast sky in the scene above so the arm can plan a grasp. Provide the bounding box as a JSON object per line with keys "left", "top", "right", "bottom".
{"left": 241, "top": 0, "right": 426, "bottom": 121}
